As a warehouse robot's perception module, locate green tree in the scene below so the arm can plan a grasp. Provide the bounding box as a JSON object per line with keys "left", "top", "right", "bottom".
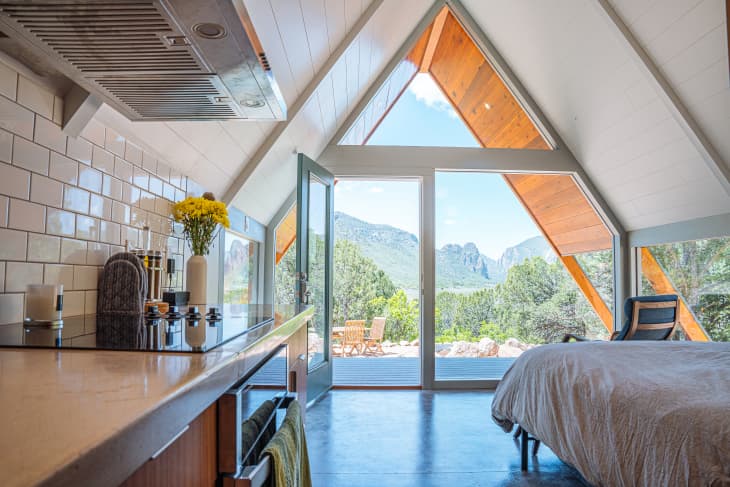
{"left": 333, "top": 239, "right": 396, "bottom": 326}
{"left": 383, "top": 290, "right": 419, "bottom": 341}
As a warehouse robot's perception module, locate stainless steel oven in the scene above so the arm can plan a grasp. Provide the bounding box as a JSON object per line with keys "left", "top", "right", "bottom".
{"left": 218, "top": 344, "right": 295, "bottom": 485}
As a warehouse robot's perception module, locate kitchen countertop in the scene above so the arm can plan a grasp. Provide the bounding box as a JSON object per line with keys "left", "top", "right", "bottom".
{"left": 0, "top": 305, "right": 313, "bottom": 487}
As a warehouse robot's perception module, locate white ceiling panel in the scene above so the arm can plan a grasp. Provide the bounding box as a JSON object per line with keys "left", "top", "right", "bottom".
{"left": 462, "top": 0, "right": 730, "bottom": 231}
{"left": 231, "top": 0, "right": 432, "bottom": 224}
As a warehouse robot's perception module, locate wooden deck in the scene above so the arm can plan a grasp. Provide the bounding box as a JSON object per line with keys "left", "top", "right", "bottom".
{"left": 333, "top": 357, "right": 516, "bottom": 386}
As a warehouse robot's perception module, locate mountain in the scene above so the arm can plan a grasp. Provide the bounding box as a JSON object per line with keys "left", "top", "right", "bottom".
{"left": 334, "top": 212, "right": 556, "bottom": 290}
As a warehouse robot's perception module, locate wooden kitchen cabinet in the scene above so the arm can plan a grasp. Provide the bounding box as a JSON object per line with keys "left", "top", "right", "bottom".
{"left": 120, "top": 403, "right": 218, "bottom": 487}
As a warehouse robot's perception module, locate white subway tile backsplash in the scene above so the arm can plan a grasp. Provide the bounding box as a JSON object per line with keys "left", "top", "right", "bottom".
{"left": 1, "top": 61, "right": 188, "bottom": 317}
{"left": 75, "top": 215, "right": 99, "bottom": 240}
{"left": 80, "top": 119, "right": 105, "bottom": 147}
{"left": 0, "top": 195, "right": 7, "bottom": 226}
{"left": 44, "top": 263, "right": 74, "bottom": 289}
{"left": 124, "top": 141, "right": 143, "bottom": 165}
{"left": 85, "top": 290, "right": 97, "bottom": 314}
{"left": 5, "top": 261, "right": 43, "bottom": 292}
{"left": 102, "top": 174, "right": 122, "bottom": 200}
{"left": 12, "top": 136, "right": 49, "bottom": 175}
{"left": 148, "top": 176, "right": 163, "bottom": 196}
{"left": 49, "top": 152, "right": 78, "bottom": 185}
{"left": 27, "top": 233, "right": 60, "bottom": 262}
{"left": 155, "top": 162, "right": 170, "bottom": 182}
{"left": 122, "top": 225, "right": 139, "bottom": 248}
{"left": 0, "top": 228, "right": 27, "bottom": 260}
{"left": 133, "top": 166, "right": 149, "bottom": 190}
{"left": 60, "top": 238, "right": 87, "bottom": 264}
{"left": 30, "top": 174, "right": 63, "bottom": 208}
{"left": 33, "top": 115, "right": 66, "bottom": 153}
{"left": 89, "top": 194, "right": 112, "bottom": 220}
{"left": 46, "top": 208, "right": 75, "bottom": 237}
{"left": 154, "top": 197, "right": 172, "bottom": 217}
{"left": 0, "top": 294, "right": 23, "bottom": 324}
{"left": 114, "top": 157, "right": 133, "bottom": 183}
{"left": 78, "top": 165, "right": 102, "bottom": 193}
{"left": 8, "top": 199, "right": 45, "bottom": 233}
{"left": 112, "top": 201, "right": 130, "bottom": 225}
{"left": 142, "top": 151, "right": 156, "bottom": 173}
{"left": 73, "top": 265, "right": 98, "bottom": 290}
{"left": 99, "top": 220, "right": 120, "bottom": 245}
{"left": 16, "top": 77, "right": 53, "bottom": 119}
{"left": 66, "top": 136, "right": 92, "bottom": 165}
{"left": 162, "top": 182, "right": 176, "bottom": 202}
{"left": 130, "top": 207, "right": 146, "bottom": 227}
{"left": 91, "top": 145, "right": 114, "bottom": 174}
{"left": 122, "top": 182, "right": 140, "bottom": 206}
{"left": 104, "top": 128, "right": 125, "bottom": 156}
{"left": 0, "top": 62, "right": 17, "bottom": 100}
{"left": 0, "top": 162, "right": 31, "bottom": 199}
{"left": 0, "top": 129, "right": 12, "bottom": 163}
{"left": 139, "top": 190, "right": 155, "bottom": 211}
{"left": 63, "top": 185, "right": 89, "bottom": 214}
{"left": 62, "top": 290, "right": 85, "bottom": 317}
{"left": 86, "top": 242, "right": 109, "bottom": 266}
{"left": 0, "top": 97, "right": 34, "bottom": 138}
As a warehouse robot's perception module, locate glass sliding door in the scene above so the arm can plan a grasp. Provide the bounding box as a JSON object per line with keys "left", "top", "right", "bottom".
{"left": 296, "top": 154, "right": 335, "bottom": 402}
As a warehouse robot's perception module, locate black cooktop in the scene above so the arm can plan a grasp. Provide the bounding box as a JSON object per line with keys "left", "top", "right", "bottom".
{"left": 0, "top": 304, "right": 301, "bottom": 353}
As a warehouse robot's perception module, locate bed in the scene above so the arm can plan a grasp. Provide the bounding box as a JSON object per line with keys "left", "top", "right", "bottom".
{"left": 491, "top": 341, "right": 730, "bottom": 487}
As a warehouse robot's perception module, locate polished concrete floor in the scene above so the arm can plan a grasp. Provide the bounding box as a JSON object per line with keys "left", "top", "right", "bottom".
{"left": 306, "top": 390, "right": 587, "bottom": 487}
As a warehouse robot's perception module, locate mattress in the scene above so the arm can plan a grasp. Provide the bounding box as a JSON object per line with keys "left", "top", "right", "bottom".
{"left": 491, "top": 341, "right": 730, "bottom": 486}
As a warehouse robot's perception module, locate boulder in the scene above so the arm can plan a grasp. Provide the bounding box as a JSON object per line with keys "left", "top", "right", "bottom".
{"left": 382, "top": 340, "right": 393, "bottom": 347}
{"left": 437, "top": 349, "right": 450, "bottom": 357}
{"left": 399, "top": 340, "right": 410, "bottom": 347}
{"left": 504, "top": 337, "right": 529, "bottom": 351}
{"left": 446, "top": 341, "right": 469, "bottom": 357}
{"left": 497, "top": 344, "right": 524, "bottom": 358}
{"left": 410, "top": 339, "right": 419, "bottom": 346}
{"left": 477, "top": 338, "right": 498, "bottom": 357}
{"left": 435, "top": 343, "right": 451, "bottom": 353}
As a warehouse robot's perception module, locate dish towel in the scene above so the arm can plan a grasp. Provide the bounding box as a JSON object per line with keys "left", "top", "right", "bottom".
{"left": 249, "top": 399, "right": 277, "bottom": 448}
{"left": 261, "top": 400, "right": 312, "bottom": 487}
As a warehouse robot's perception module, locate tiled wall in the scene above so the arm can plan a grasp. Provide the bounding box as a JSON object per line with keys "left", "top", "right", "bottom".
{"left": 0, "top": 61, "right": 189, "bottom": 326}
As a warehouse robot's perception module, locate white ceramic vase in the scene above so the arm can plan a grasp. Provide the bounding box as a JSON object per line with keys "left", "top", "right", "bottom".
{"left": 186, "top": 254, "right": 207, "bottom": 306}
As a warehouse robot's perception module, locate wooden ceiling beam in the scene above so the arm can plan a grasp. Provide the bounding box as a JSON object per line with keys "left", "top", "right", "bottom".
{"left": 640, "top": 248, "right": 709, "bottom": 341}
{"left": 419, "top": 7, "right": 449, "bottom": 73}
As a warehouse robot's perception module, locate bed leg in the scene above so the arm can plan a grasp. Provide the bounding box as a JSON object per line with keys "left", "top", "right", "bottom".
{"left": 520, "top": 428, "right": 528, "bottom": 471}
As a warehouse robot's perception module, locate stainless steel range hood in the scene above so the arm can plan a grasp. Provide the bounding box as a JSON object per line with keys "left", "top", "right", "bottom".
{"left": 0, "top": 0, "right": 287, "bottom": 121}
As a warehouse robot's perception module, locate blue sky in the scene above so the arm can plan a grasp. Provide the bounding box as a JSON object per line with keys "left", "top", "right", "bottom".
{"left": 335, "top": 74, "right": 541, "bottom": 260}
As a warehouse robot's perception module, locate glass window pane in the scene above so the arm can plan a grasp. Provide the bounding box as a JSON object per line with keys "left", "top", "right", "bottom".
{"left": 307, "top": 176, "right": 327, "bottom": 370}
{"left": 642, "top": 237, "right": 730, "bottom": 342}
{"left": 274, "top": 205, "right": 297, "bottom": 306}
{"left": 223, "top": 231, "right": 258, "bottom": 307}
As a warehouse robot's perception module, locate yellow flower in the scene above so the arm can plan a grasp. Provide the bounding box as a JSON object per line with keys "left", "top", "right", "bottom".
{"left": 173, "top": 196, "right": 230, "bottom": 255}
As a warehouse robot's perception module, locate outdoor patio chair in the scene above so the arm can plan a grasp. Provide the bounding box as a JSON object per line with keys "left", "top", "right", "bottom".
{"left": 364, "top": 317, "right": 386, "bottom": 355}
{"left": 338, "top": 320, "right": 366, "bottom": 356}
{"left": 563, "top": 294, "right": 679, "bottom": 342}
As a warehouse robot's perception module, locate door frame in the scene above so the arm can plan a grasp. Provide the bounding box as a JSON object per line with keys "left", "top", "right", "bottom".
{"left": 296, "top": 153, "right": 335, "bottom": 402}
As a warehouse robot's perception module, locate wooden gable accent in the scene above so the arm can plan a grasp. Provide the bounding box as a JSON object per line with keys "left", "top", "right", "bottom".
{"left": 275, "top": 205, "right": 297, "bottom": 264}
{"left": 427, "top": 12, "right": 549, "bottom": 150}
{"left": 640, "top": 248, "right": 709, "bottom": 341}
{"left": 503, "top": 174, "right": 613, "bottom": 256}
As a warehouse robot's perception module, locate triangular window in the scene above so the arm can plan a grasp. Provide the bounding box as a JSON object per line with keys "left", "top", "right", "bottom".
{"left": 339, "top": 7, "right": 550, "bottom": 150}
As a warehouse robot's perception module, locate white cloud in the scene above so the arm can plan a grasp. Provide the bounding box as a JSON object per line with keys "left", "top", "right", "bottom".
{"left": 408, "top": 73, "right": 458, "bottom": 119}
{"left": 369, "top": 186, "right": 385, "bottom": 193}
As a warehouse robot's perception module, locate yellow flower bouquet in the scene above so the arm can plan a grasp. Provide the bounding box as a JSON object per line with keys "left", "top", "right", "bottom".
{"left": 173, "top": 193, "right": 230, "bottom": 255}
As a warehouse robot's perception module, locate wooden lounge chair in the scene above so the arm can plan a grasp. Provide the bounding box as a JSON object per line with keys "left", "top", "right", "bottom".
{"left": 338, "top": 320, "right": 365, "bottom": 356}
{"left": 364, "top": 317, "right": 386, "bottom": 355}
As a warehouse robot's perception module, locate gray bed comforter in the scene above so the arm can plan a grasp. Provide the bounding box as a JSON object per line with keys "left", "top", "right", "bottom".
{"left": 491, "top": 341, "right": 730, "bottom": 486}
